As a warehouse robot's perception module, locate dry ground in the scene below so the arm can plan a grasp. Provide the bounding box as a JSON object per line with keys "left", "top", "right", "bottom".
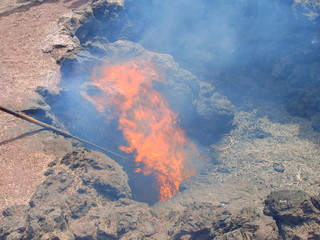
{"left": 0, "top": 0, "right": 90, "bottom": 214}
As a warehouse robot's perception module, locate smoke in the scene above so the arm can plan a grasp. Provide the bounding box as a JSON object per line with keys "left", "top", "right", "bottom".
{"left": 119, "top": 0, "right": 320, "bottom": 104}
{"left": 75, "top": 0, "right": 320, "bottom": 117}
{"left": 41, "top": 0, "right": 320, "bottom": 203}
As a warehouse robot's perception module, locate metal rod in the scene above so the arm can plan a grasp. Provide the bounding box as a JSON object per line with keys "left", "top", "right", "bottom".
{"left": 0, "top": 106, "right": 132, "bottom": 162}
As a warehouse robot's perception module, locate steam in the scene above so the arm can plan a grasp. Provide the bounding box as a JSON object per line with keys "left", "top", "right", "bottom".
{"left": 121, "top": 0, "right": 319, "bottom": 103}
{"left": 47, "top": 0, "right": 320, "bottom": 203}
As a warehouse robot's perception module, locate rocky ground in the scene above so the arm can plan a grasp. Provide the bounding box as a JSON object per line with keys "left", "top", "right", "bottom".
{"left": 0, "top": 0, "right": 94, "bottom": 215}
{"left": 0, "top": 147, "right": 319, "bottom": 239}
{"left": 0, "top": 0, "right": 319, "bottom": 239}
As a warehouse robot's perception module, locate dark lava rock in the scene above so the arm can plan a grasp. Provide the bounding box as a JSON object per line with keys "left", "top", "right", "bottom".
{"left": 217, "top": 166, "right": 231, "bottom": 174}
{"left": 273, "top": 162, "right": 285, "bottom": 173}
{"left": 61, "top": 149, "right": 131, "bottom": 199}
{"left": 170, "top": 203, "right": 278, "bottom": 240}
{"left": 195, "top": 87, "right": 236, "bottom": 142}
{"left": 264, "top": 190, "right": 320, "bottom": 239}
{"left": 0, "top": 146, "right": 282, "bottom": 240}
{"left": 0, "top": 148, "right": 132, "bottom": 240}
{"left": 0, "top": 205, "right": 28, "bottom": 240}
{"left": 311, "top": 195, "right": 320, "bottom": 210}
{"left": 285, "top": 89, "right": 320, "bottom": 119}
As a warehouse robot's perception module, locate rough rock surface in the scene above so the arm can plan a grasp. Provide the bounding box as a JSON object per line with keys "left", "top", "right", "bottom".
{"left": 1, "top": 0, "right": 320, "bottom": 239}
{"left": 0, "top": 148, "right": 132, "bottom": 239}
{"left": 264, "top": 190, "right": 320, "bottom": 239}
{"left": 0, "top": 0, "right": 124, "bottom": 212}
{"left": 0, "top": 0, "right": 94, "bottom": 213}
{"left": 1, "top": 148, "right": 318, "bottom": 239}
{"left": 0, "top": 148, "right": 273, "bottom": 239}
{"left": 50, "top": 39, "right": 236, "bottom": 148}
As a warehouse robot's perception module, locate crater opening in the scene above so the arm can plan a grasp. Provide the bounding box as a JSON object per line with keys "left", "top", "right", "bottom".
{"left": 37, "top": 0, "right": 320, "bottom": 204}
{"left": 41, "top": 40, "right": 233, "bottom": 204}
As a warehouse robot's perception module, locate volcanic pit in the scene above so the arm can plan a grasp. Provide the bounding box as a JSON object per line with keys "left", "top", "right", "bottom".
{"left": 40, "top": 40, "right": 234, "bottom": 203}
{"left": 1, "top": 0, "right": 320, "bottom": 239}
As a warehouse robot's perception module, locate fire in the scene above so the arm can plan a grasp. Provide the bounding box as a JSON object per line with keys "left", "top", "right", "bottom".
{"left": 88, "top": 59, "right": 199, "bottom": 201}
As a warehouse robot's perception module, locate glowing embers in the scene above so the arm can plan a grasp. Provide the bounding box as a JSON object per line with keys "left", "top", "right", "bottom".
{"left": 86, "top": 59, "right": 199, "bottom": 201}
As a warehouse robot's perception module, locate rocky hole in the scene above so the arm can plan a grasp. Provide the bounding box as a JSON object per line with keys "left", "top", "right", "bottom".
{"left": 34, "top": 0, "right": 320, "bottom": 204}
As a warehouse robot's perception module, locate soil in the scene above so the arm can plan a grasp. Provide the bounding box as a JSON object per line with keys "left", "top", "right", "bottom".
{"left": 0, "top": 0, "right": 91, "bottom": 216}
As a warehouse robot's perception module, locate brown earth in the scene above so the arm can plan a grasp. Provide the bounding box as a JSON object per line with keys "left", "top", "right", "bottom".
{"left": 0, "top": 0, "right": 91, "bottom": 216}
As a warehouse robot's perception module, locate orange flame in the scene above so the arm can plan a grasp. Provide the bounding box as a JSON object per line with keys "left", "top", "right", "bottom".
{"left": 89, "top": 59, "right": 199, "bottom": 201}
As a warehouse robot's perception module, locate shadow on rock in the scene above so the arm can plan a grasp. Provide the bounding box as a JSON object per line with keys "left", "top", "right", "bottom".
{"left": 264, "top": 190, "right": 320, "bottom": 240}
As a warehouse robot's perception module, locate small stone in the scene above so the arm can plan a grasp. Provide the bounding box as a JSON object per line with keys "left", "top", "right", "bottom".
{"left": 2, "top": 207, "right": 14, "bottom": 217}
{"left": 48, "top": 161, "right": 57, "bottom": 167}
{"left": 273, "top": 163, "right": 285, "bottom": 173}
{"left": 44, "top": 169, "right": 54, "bottom": 176}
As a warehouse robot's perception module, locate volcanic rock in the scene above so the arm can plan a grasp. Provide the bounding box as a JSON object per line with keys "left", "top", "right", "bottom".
{"left": 264, "top": 190, "right": 320, "bottom": 239}
{"left": 0, "top": 148, "right": 132, "bottom": 239}
{"left": 1, "top": 147, "right": 319, "bottom": 239}
{"left": 0, "top": 146, "right": 283, "bottom": 240}
{"left": 52, "top": 39, "right": 236, "bottom": 150}
{"left": 195, "top": 88, "right": 235, "bottom": 142}
{"left": 61, "top": 149, "right": 131, "bottom": 199}
{"left": 273, "top": 162, "right": 285, "bottom": 173}
{"left": 1, "top": 0, "right": 320, "bottom": 239}
{"left": 41, "top": 0, "right": 124, "bottom": 62}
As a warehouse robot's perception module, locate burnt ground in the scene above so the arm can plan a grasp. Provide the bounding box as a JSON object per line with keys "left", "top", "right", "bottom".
{"left": 0, "top": 0, "right": 320, "bottom": 239}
